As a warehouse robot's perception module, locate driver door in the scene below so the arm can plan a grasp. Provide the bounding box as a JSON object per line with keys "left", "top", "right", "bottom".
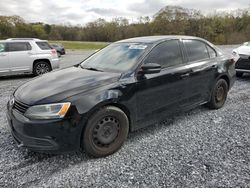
{"left": 135, "top": 40, "right": 192, "bottom": 127}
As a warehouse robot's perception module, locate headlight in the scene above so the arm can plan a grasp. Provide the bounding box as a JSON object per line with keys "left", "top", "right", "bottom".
{"left": 24, "top": 102, "right": 71, "bottom": 120}
{"left": 8, "top": 95, "right": 15, "bottom": 106}
{"left": 232, "top": 51, "right": 237, "bottom": 56}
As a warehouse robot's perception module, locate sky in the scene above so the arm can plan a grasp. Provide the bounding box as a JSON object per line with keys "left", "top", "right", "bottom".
{"left": 0, "top": 0, "right": 249, "bottom": 25}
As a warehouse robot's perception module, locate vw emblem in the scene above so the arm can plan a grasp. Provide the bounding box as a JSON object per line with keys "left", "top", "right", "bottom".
{"left": 9, "top": 98, "right": 15, "bottom": 106}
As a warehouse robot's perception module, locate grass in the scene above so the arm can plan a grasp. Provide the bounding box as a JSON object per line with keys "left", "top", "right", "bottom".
{"left": 49, "top": 40, "right": 109, "bottom": 50}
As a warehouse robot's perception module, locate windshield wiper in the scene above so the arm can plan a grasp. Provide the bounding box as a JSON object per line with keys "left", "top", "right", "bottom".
{"left": 81, "top": 66, "right": 103, "bottom": 72}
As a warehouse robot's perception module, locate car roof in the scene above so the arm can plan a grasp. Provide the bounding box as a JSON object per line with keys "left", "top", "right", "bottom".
{"left": 0, "top": 38, "right": 48, "bottom": 43}
{"left": 6, "top": 38, "right": 43, "bottom": 41}
{"left": 116, "top": 35, "right": 207, "bottom": 44}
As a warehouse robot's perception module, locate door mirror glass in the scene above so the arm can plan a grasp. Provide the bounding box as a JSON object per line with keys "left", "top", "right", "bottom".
{"left": 140, "top": 63, "right": 161, "bottom": 74}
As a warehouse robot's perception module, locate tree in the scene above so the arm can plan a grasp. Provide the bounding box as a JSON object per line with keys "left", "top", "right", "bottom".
{"left": 1, "top": 6, "right": 250, "bottom": 44}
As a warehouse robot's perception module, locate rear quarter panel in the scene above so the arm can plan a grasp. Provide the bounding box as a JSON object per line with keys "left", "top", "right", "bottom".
{"left": 216, "top": 54, "right": 236, "bottom": 89}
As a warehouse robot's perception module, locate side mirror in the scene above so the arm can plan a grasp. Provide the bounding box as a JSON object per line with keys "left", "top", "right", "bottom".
{"left": 140, "top": 63, "right": 161, "bottom": 74}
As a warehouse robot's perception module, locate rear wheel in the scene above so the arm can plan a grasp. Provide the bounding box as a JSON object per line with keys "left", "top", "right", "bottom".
{"left": 83, "top": 106, "right": 129, "bottom": 157}
{"left": 236, "top": 72, "right": 243, "bottom": 77}
{"left": 33, "top": 61, "right": 51, "bottom": 76}
{"left": 207, "top": 79, "right": 228, "bottom": 109}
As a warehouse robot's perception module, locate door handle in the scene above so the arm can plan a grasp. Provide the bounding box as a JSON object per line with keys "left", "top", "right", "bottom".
{"left": 0, "top": 53, "right": 7, "bottom": 56}
{"left": 27, "top": 52, "right": 34, "bottom": 55}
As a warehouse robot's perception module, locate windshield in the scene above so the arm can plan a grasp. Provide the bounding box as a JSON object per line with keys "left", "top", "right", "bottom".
{"left": 80, "top": 43, "right": 149, "bottom": 72}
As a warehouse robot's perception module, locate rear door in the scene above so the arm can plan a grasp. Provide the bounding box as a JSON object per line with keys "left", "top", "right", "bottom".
{"left": 182, "top": 39, "right": 218, "bottom": 105}
{"left": 7, "top": 42, "right": 34, "bottom": 74}
{"left": 0, "top": 42, "right": 10, "bottom": 76}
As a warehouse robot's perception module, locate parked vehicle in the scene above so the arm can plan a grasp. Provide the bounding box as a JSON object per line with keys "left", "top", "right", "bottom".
{"left": 232, "top": 42, "right": 250, "bottom": 77}
{"left": 7, "top": 36, "right": 235, "bottom": 157}
{"left": 50, "top": 43, "right": 66, "bottom": 57}
{"left": 0, "top": 38, "right": 59, "bottom": 76}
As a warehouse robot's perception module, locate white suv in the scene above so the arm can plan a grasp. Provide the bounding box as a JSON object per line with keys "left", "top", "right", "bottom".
{"left": 0, "top": 38, "right": 59, "bottom": 76}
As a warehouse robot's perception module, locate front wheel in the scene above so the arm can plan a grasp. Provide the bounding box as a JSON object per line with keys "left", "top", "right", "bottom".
{"left": 83, "top": 106, "right": 129, "bottom": 157}
{"left": 207, "top": 79, "right": 228, "bottom": 109}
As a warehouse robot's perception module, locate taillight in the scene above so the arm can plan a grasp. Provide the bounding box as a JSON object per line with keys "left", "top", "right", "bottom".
{"left": 51, "top": 49, "right": 57, "bottom": 54}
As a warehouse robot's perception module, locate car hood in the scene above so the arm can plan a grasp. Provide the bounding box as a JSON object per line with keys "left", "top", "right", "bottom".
{"left": 234, "top": 46, "right": 250, "bottom": 55}
{"left": 14, "top": 67, "right": 121, "bottom": 105}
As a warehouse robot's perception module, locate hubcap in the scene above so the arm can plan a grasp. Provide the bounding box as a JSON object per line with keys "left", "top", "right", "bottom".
{"left": 216, "top": 85, "right": 224, "bottom": 102}
{"left": 36, "top": 64, "right": 50, "bottom": 75}
{"left": 92, "top": 116, "right": 120, "bottom": 147}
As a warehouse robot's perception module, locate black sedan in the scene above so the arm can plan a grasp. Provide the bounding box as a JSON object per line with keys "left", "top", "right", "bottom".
{"left": 6, "top": 36, "right": 236, "bottom": 157}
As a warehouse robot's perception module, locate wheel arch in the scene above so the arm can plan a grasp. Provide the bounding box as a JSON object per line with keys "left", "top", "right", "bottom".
{"left": 217, "top": 74, "right": 230, "bottom": 90}
{"left": 86, "top": 101, "right": 132, "bottom": 132}
{"left": 79, "top": 101, "right": 132, "bottom": 149}
{"left": 33, "top": 59, "right": 52, "bottom": 71}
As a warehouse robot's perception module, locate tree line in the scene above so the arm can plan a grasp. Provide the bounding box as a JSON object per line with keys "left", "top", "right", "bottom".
{"left": 0, "top": 6, "right": 250, "bottom": 44}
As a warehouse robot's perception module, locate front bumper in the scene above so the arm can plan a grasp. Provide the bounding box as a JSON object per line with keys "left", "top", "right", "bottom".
{"left": 235, "top": 57, "right": 250, "bottom": 72}
{"left": 6, "top": 102, "right": 85, "bottom": 153}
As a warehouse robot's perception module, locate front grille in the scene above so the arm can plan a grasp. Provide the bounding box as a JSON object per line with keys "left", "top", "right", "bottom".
{"left": 13, "top": 100, "right": 29, "bottom": 114}
{"left": 236, "top": 58, "right": 250, "bottom": 69}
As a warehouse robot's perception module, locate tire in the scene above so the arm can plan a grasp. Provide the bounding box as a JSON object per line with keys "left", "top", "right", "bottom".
{"left": 33, "top": 61, "right": 52, "bottom": 76}
{"left": 57, "top": 52, "right": 61, "bottom": 57}
{"left": 236, "top": 72, "right": 243, "bottom": 77}
{"left": 207, "top": 79, "right": 228, "bottom": 109}
{"left": 83, "top": 106, "right": 129, "bottom": 157}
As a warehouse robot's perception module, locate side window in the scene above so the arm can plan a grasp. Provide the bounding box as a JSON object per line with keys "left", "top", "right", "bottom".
{"left": 144, "top": 40, "right": 183, "bottom": 68}
{"left": 183, "top": 40, "right": 209, "bottom": 62}
{"left": 0, "top": 43, "right": 6, "bottom": 52}
{"left": 36, "top": 42, "right": 52, "bottom": 50}
{"left": 207, "top": 45, "right": 217, "bottom": 58}
{"left": 8, "top": 42, "right": 32, "bottom": 52}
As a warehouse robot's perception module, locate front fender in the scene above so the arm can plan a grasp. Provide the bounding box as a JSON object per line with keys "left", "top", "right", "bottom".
{"left": 69, "top": 88, "right": 123, "bottom": 115}
{"left": 64, "top": 80, "right": 137, "bottom": 132}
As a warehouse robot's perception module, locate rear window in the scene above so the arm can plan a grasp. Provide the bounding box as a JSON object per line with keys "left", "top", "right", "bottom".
{"left": 8, "top": 42, "right": 32, "bottom": 52}
{"left": 36, "top": 42, "right": 52, "bottom": 50}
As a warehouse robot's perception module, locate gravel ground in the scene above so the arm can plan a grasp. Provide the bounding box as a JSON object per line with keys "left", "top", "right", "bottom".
{"left": 1, "top": 46, "right": 250, "bottom": 187}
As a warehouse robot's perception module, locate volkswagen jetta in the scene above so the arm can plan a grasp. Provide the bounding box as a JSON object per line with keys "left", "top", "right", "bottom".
{"left": 6, "top": 36, "right": 236, "bottom": 157}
